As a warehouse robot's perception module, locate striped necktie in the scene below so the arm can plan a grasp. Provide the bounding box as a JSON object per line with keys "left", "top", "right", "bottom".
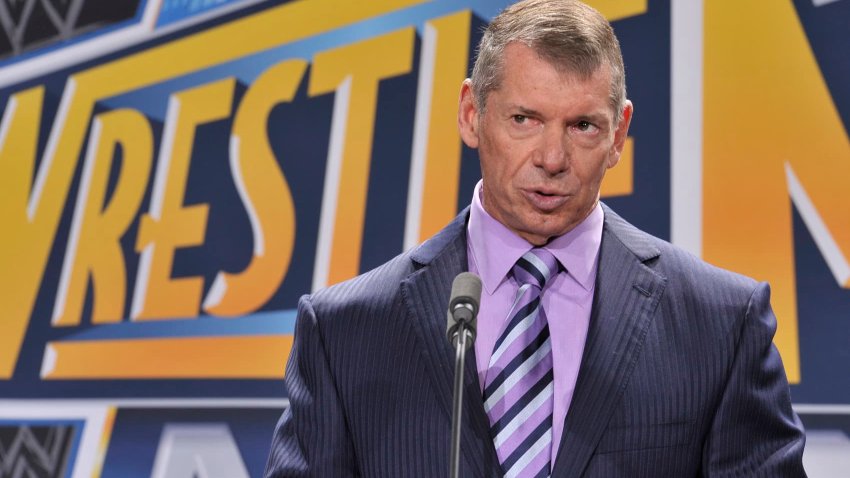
{"left": 483, "top": 248, "right": 558, "bottom": 478}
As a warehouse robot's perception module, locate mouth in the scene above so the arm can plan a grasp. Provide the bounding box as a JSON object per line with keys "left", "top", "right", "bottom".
{"left": 522, "top": 188, "right": 569, "bottom": 212}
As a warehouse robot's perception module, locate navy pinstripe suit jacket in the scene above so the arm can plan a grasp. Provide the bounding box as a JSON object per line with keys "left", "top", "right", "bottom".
{"left": 265, "top": 205, "right": 806, "bottom": 477}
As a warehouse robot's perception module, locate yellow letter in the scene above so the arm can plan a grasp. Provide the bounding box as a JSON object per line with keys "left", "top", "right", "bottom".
{"left": 404, "top": 12, "right": 471, "bottom": 249}
{"left": 203, "top": 60, "right": 305, "bottom": 316}
{"left": 309, "top": 28, "right": 415, "bottom": 289}
{"left": 0, "top": 71, "right": 104, "bottom": 378}
{"left": 132, "top": 79, "right": 234, "bottom": 320}
{"left": 52, "top": 109, "right": 153, "bottom": 326}
{"left": 704, "top": 1, "right": 850, "bottom": 382}
{"left": 0, "top": 87, "right": 49, "bottom": 378}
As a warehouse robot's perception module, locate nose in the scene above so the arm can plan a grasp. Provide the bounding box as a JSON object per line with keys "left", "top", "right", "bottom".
{"left": 532, "top": 127, "right": 569, "bottom": 175}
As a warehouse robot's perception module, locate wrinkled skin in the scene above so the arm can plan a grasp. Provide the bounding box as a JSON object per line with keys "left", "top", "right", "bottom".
{"left": 458, "top": 42, "right": 633, "bottom": 245}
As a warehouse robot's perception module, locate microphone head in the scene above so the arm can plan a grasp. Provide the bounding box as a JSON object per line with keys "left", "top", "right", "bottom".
{"left": 446, "top": 272, "right": 482, "bottom": 349}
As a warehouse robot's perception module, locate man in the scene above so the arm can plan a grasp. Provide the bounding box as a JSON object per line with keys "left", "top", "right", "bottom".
{"left": 265, "top": 0, "right": 806, "bottom": 476}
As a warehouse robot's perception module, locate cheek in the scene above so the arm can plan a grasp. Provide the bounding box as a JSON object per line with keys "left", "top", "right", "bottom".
{"left": 487, "top": 165, "right": 513, "bottom": 201}
{"left": 481, "top": 147, "right": 513, "bottom": 187}
{"left": 501, "top": 151, "right": 533, "bottom": 185}
{"left": 579, "top": 151, "right": 611, "bottom": 179}
{"left": 480, "top": 133, "right": 534, "bottom": 196}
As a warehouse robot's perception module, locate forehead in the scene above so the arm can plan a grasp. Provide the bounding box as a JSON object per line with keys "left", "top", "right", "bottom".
{"left": 491, "top": 43, "right": 613, "bottom": 120}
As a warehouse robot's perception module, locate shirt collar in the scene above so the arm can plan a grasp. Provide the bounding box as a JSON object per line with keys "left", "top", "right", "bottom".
{"left": 467, "top": 180, "right": 603, "bottom": 293}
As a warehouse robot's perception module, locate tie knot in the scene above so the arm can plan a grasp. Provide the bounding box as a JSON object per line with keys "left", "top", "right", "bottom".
{"left": 512, "top": 248, "right": 559, "bottom": 290}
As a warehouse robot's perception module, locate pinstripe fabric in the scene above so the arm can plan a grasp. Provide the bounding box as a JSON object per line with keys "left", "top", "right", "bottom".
{"left": 265, "top": 204, "right": 806, "bottom": 478}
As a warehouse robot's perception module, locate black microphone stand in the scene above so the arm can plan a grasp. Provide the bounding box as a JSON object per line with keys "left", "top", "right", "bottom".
{"left": 450, "top": 319, "right": 472, "bottom": 478}
{"left": 446, "top": 272, "right": 480, "bottom": 478}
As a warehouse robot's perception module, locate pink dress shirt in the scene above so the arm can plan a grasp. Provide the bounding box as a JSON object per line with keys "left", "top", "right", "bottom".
{"left": 466, "top": 180, "right": 603, "bottom": 462}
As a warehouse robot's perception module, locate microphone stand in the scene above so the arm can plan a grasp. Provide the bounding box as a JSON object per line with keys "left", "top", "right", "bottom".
{"left": 446, "top": 273, "right": 481, "bottom": 478}
{"left": 449, "top": 320, "right": 471, "bottom": 478}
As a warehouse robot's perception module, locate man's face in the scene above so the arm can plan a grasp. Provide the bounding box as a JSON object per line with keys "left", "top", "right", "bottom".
{"left": 459, "top": 42, "right": 632, "bottom": 245}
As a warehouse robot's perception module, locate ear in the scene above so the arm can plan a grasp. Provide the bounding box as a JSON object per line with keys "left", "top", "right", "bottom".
{"left": 606, "top": 100, "right": 633, "bottom": 169}
{"left": 457, "top": 79, "right": 480, "bottom": 149}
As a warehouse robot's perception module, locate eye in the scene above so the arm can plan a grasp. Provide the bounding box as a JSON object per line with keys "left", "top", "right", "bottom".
{"left": 572, "top": 120, "right": 599, "bottom": 134}
{"left": 508, "top": 113, "right": 541, "bottom": 134}
{"left": 576, "top": 121, "right": 593, "bottom": 131}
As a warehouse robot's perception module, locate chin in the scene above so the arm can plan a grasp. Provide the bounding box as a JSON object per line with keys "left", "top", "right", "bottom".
{"left": 517, "top": 224, "right": 566, "bottom": 244}
{"left": 529, "top": 220, "right": 574, "bottom": 242}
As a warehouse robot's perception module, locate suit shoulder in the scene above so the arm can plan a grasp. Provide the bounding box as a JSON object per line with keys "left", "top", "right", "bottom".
{"left": 602, "top": 205, "right": 759, "bottom": 299}
{"left": 307, "top": 208, "right": 468, "bottom": 321}
{"left": 652, "top": 238, "right": 759, "bottom": 299}
{"left": 604, "top": 212, "right": 766, "bottom": 341}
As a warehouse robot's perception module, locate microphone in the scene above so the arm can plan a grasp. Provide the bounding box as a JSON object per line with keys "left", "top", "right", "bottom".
{"left": 446, "top": 272, "right": 482, "bottom": 478}
{"left": 446, "top": 272, "right": 482, "bottom": 348}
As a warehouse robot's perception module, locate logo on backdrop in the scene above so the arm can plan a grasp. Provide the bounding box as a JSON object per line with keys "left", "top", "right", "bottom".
{"left": 0, "top": 0, "right": 846, "bottom": 398}
{"left": 0, "top": 1, "right": 847, "bottom": 476}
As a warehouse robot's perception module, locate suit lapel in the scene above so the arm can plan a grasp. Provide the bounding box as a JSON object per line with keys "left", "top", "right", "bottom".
{"left": 401, "top": 210, "right": 500, "bottom": 477}
{"left": 552, "top": 206, "right": 668, "bottom": 476}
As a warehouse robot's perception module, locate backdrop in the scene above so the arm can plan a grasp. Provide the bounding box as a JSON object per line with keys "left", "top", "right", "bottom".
{"left": 0, "top": 0, "right": 847, "bottom": 476}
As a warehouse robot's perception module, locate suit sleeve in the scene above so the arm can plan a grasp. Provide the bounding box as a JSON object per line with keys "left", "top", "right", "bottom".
{"left": 264, "top": 295, "right": 359, "bottom": 477}
{"left": 702, "top": 282, "right": 807, "bottom": 477}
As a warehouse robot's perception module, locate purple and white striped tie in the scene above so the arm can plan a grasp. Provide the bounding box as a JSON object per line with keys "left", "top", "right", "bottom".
{"left": 483, "top": 248, "right": 559, "bottom": 478}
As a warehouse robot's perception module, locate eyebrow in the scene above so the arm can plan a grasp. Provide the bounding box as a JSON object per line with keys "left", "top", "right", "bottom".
{"left": 510, "top": 104, "right": 610, "bottom": 127}
{"left": 517, "top": 106, "right": 541, "bottom": 115}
